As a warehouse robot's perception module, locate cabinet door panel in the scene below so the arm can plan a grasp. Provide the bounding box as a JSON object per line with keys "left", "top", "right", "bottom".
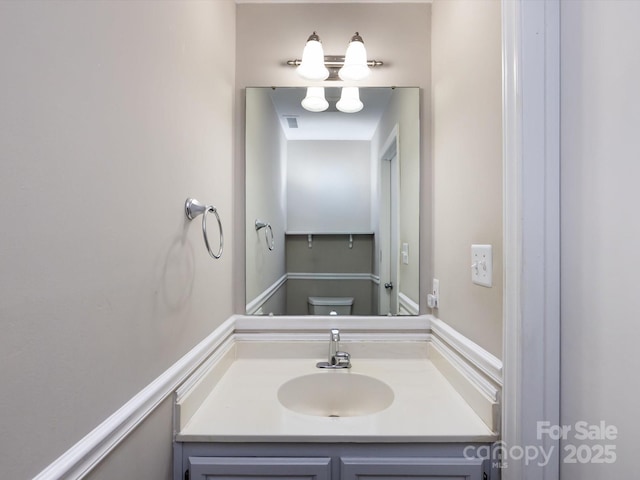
{"left": 188, "top": 456, "right": 331, "bottom": 480}
{"left": 340, "top": 457, "right": 485, "bottom": 480}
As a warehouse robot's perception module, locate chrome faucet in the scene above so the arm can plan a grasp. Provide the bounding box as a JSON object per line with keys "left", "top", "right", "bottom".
{"left": 317, "top": 328, "right": 351, "bottom": 369}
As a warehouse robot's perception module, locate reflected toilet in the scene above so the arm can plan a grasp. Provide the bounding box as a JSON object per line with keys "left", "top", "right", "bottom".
{"left": 307, "top": 296, "right": 354, "bottom": 315}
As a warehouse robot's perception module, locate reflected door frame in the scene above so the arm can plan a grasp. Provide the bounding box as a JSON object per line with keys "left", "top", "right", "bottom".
{"left": 379, "top": 125, "right": 399, "bottom": 315}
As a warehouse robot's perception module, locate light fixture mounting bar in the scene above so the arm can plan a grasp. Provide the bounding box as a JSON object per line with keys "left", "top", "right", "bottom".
{"left": 287, "top": 55, "right": 383, "bottom": 81}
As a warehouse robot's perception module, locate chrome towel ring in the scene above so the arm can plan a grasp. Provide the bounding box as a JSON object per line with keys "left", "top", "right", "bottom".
{"left": 185, "top": 198, "right": 223, "bottom": 259}
{"left": 255, "top": 219, "right": 275, "bottom": 251}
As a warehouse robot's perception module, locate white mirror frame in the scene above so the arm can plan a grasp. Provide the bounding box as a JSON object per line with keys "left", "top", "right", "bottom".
{"left": 502, "top": 0, "right": 560, "bottom": 479}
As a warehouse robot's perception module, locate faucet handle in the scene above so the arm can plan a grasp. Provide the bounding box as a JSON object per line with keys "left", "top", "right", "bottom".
{"left": 332, "top": 351, "right": 351, "bottom": 368}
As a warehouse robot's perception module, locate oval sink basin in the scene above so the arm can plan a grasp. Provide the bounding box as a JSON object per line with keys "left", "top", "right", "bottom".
{"left": 277, "top": 372, "right": 394, "bottom": 417}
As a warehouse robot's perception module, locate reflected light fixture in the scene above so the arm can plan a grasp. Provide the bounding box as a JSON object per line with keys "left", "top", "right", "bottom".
{"left": 301, "top": 87, "right": 329, "bottom": 112}
{"left": 339, "top": 32, "right": 371, "bottom": 81}
{"left": 296, "top": 32, "right": 330, "bottom": 81}
{"left": 336, "top": 87, "right": 363, "bottom": 113}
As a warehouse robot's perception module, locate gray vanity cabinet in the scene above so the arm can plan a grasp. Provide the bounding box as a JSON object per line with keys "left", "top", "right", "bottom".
{"left": 340, "top": 456, "right": 485, "bottom": 479}
{"left": 177, "top": 443, "right": 496, "bottom": 480}
{"left": 187, "top": 456, "right": 331, "bottom": 480}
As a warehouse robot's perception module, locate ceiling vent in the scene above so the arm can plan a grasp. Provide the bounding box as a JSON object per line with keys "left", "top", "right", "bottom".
{"left": 285, "top": 116, "right": 299, "bottom": 128}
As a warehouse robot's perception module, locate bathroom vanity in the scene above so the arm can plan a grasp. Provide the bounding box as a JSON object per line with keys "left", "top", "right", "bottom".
{"left": 173, "top": 324, "right": 500, "bottom": 480}
{"left": 181, "top": 443, "right": 493, "bottom": 480}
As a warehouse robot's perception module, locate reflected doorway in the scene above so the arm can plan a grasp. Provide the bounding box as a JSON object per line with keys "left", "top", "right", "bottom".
{"left": 379, "top": 128, "right": 399, "bottom": 315}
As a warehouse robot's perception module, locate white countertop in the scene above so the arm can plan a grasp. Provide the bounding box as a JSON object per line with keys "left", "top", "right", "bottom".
{"left": 177, "top": 356, "right": 497, "bottom": 443}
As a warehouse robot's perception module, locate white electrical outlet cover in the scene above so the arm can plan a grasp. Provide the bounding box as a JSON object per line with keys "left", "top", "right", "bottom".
{"left": 471, "top": 244, "right": 493, "bottom": 287}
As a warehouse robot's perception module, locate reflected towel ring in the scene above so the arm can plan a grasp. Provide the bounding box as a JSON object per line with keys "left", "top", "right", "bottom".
{"left": 255, "top": 220, "right": 275, "bottom": 251}
{"left": 185, "top": 198, "right": 224, "bottom": 259}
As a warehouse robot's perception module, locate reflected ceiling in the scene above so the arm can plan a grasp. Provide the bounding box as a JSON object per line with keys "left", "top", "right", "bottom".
{"left": 269, "top": 87, "right": 393, "bottom": 141}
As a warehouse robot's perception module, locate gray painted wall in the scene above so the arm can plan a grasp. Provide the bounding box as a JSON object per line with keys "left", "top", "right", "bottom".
{"left": 286, "top": 234, "right": 375, "bottom": 315}
{"left": 0, "top": 1, "right": 236, "bottom": 478}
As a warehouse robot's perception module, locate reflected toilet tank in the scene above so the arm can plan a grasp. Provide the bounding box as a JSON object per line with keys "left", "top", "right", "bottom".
{"left": 307, "top": 296, "right": 354, "bottom": 315}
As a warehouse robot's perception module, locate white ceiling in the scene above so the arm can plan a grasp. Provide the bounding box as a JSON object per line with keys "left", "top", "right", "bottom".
{"left": 269, "top": 87, "right": 394, "bottom": 141}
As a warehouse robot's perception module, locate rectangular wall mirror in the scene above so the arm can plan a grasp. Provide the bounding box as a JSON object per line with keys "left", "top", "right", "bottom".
{"left": 245, "top": 87, "right": 420, "bottom": 316}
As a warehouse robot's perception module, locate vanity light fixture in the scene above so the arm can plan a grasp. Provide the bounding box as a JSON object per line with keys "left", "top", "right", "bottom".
{"left": 339, "top": 32, "right": 371, "bottom": 81}
{"left": 301, "top": 86, "right": 329, "bottom": 112}
{"left": 288, "top": 31, "right": 383, "bottom": 81}
{"left": 336, "top": 87, "right": 363, "bottom": 113}
{"left": 296, "top": 32, "right": 330, "bottom": 81}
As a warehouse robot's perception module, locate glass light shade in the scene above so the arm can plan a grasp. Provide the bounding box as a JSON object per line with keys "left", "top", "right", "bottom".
{"left": 336, "top": 87, "right": 363, "bottom": 113}
{"left": 338, "top": 36, "right": 370, "bottom": 81}
{"left": 296, "top": 38, "right": 329, "bottom": 81}
{"left": 301, "top": 87, "right": 329, "bottom": 112}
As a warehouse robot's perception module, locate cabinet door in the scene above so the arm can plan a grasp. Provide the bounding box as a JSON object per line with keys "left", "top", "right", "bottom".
{"left": 188, "top": 456, "right": 331, "bottom": 480}
{"left": 340, "top": 457, "right": 486, "bottom": 480}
